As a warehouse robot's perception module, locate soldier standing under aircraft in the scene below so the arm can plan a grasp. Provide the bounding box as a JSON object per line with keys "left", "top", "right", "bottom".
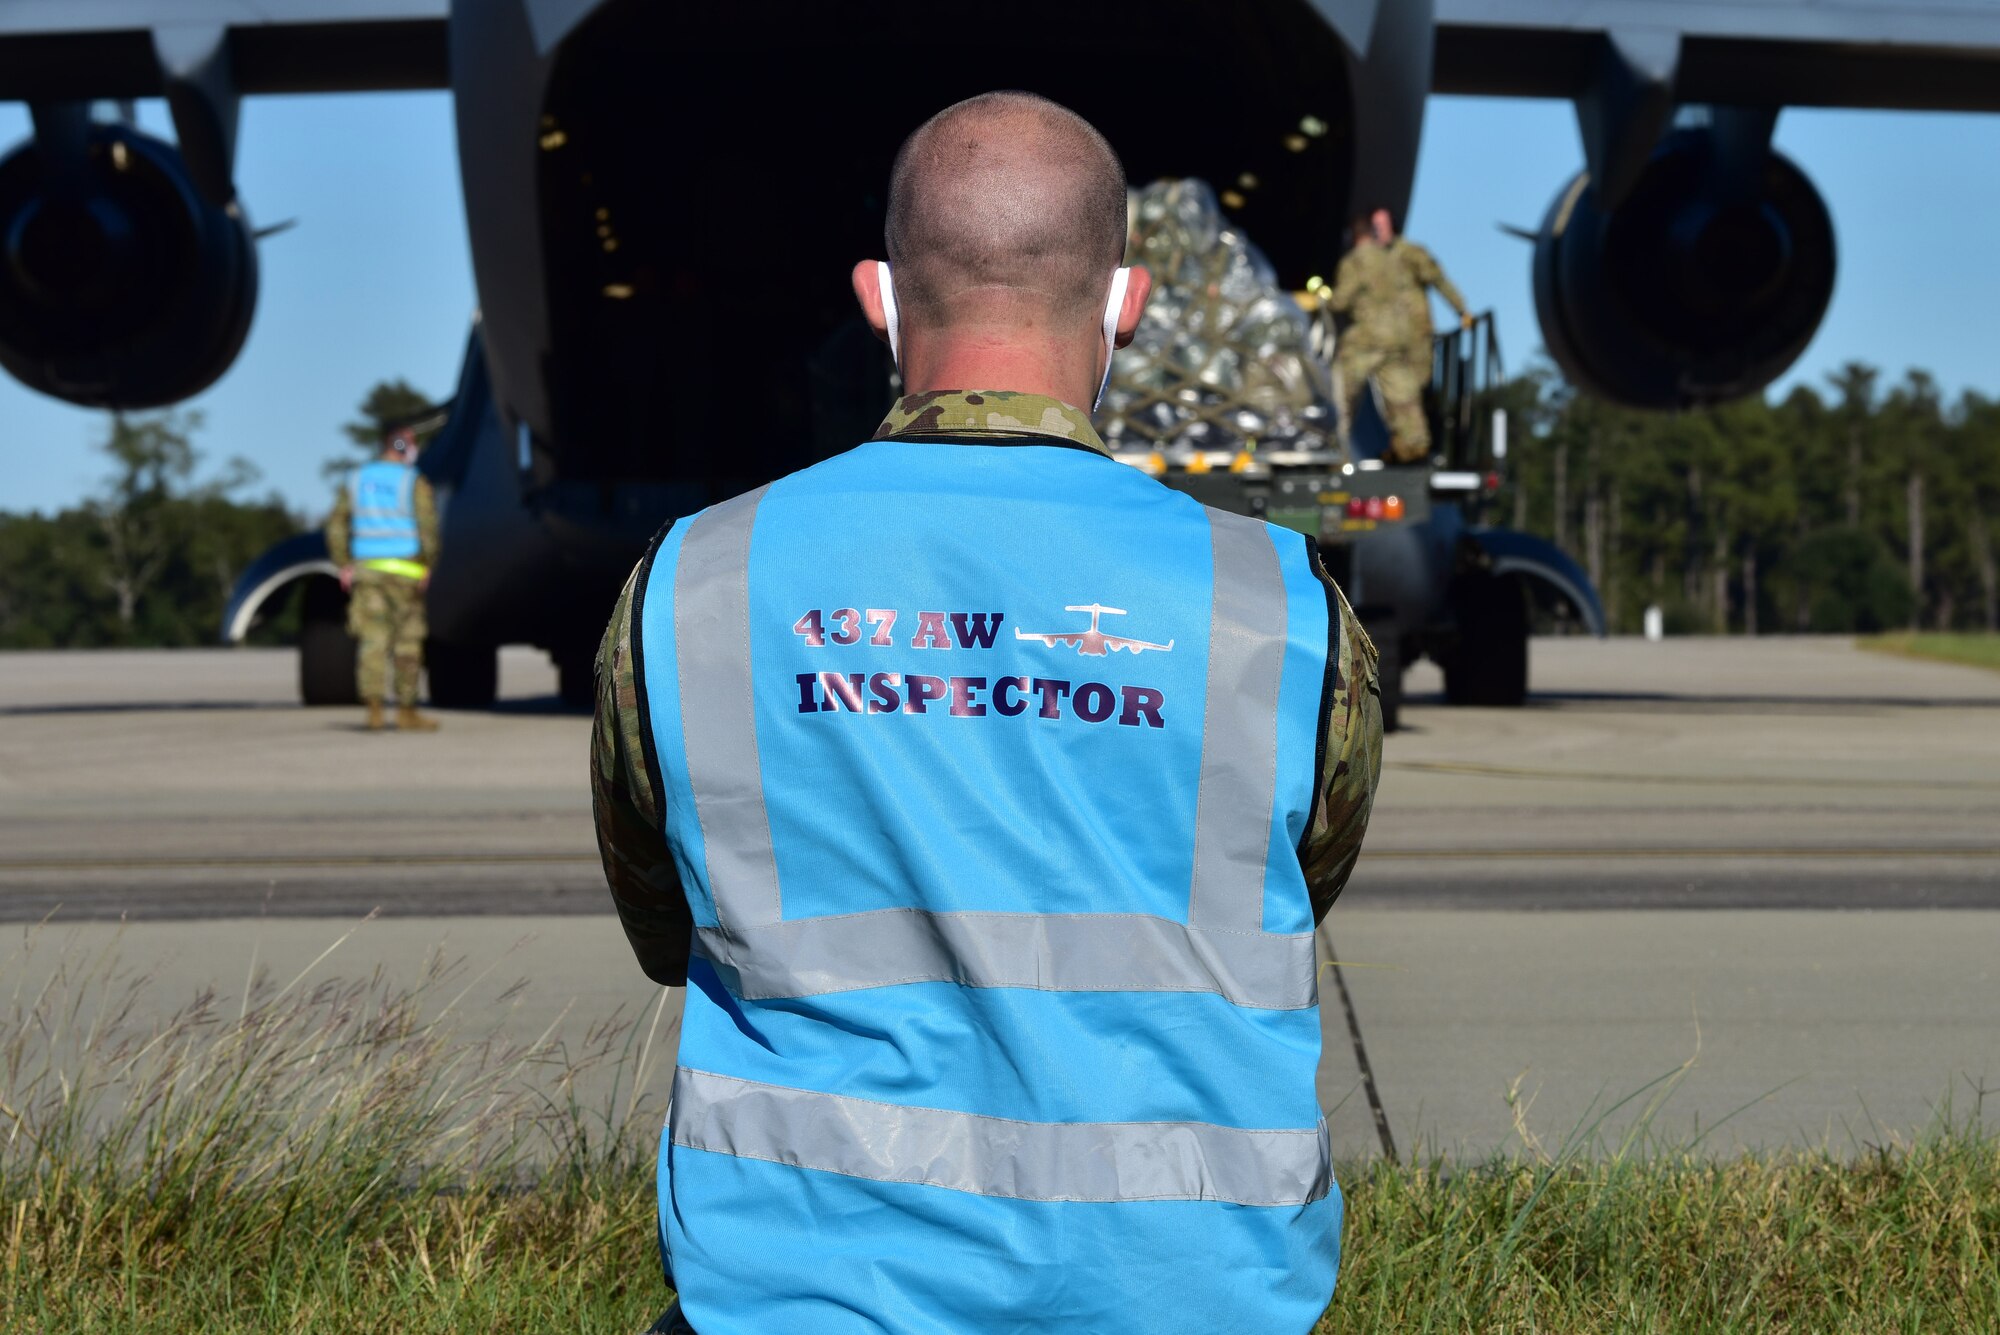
{"left": 1326, "top": 207, "right": 1473, "bottom": 463}
{"left": 327, "top": 426, "right": 440, "bottom": 732}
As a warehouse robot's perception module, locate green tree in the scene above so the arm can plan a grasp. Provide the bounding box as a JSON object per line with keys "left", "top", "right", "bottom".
{"left": 1825, "top": 363, "right": 1879, "bottom": 530}
{"left": 1707, "top": 395, "right": 1797, "bottom": 635}
{"left": 1490, "top": 358, "right": 1996, "bottom": 636}
{"left": 1956, "top": 393, "right": 2000, "bottom": 630}
{"left": 1876, "top": 371, "right": 1947, "bottom": 629}
{"left": 323, "top": 378, "right": 439, "bottom": 482}
{"left": 93, "top": 412, "right": 203, "bottom": 629}
{"left": 0, "top": 510, "right": 99, "bottom": 647}
{"left": 0, "top": 411, "right": 301, "bottom": 648}
{"left": 1784, "top": 528, "right": 1915, "bottom": 632}
{"left": 343, "top": 378, "right": 436, "bottom": 447}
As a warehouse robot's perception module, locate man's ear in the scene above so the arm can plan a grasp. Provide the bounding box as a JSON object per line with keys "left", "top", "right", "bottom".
{"left": 853, "top": 259, "right": 891, "bottom": 345}
{"left": 1112, "top": 266, "right": 1153, "bottom": 350}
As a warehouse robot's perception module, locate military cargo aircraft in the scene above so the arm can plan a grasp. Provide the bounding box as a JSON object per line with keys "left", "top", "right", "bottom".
{"left": 4, "top": 1, "right": 1999, "bottom": 706}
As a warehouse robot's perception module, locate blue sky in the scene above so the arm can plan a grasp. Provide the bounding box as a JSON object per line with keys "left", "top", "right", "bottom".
{"left": 5, "top": 91, "right": 1999, "bottom": 516}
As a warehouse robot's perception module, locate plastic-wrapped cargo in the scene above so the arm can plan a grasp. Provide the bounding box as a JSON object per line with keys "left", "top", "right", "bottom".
{"left": 1098, "top": 178, "right": 1337, "bottom": 455}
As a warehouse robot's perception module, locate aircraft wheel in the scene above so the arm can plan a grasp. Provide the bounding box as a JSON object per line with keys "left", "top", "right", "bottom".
{"left": 557, "top": 653, "right": 594, "bottom": 712}
{"left": 428, "top": 640, "right": 498, "bottom": 709}
{"left": 300, "top": 614, "right": 359, "bottom": 706}
{"left": 298, "top": 576, "right": 358, "bottom": 706}
{"left": 1444, "top": 574, "right": 1528, "bottom": 707}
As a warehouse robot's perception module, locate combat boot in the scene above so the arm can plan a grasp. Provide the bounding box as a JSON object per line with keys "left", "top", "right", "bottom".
{"left": 365, "top": 699, "right": 387, "bottom": 732}
{"left": 396, "top": 704, "right": 440, "bottom": 733}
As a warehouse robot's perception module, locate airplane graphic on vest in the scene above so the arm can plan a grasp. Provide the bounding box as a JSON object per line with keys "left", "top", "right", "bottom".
{"left": 1015, "top": 605, "right": 1175, "bottom": 657}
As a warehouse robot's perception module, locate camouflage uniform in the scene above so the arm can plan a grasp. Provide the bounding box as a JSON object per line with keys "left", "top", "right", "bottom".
{"left": 326, "top": 473, "right": 439, "bottom": 707}
{"left": 872, "top": 388, "right": 1113, "bottom": 441}
{"left": 590, "top": 389, "right": 1384, "bottom": 985}
{"left": 1327, "top": 236, "right": 1469, "bottom": 463}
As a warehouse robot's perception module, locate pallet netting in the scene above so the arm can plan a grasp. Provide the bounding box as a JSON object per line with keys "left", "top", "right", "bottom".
{"left": 1098, "top": 179, "right": 1339, "bottom": 456}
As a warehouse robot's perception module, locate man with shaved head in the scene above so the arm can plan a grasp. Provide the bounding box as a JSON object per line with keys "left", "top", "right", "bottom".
{"left": 877, "top": 91, "right": 1131, "bottom": 338}
{"left": 594, "top": 91, "right": 1381, "bottom": 1334}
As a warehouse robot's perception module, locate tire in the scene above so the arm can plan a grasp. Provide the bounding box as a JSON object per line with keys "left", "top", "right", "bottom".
{"left": 557, "top": 653, "right": 594, "bottom": 711}
{"left": 427, "top": 640, "right": 498, "bottom": 710}
{"left": 299, "top": 614, "right": 359, "bottom": 706}
{"left": 1363, "top": 617, "right": 1403, "bottom": 733}
{"left": 1444, "top": 574, "right": 1529, "bottom": 707}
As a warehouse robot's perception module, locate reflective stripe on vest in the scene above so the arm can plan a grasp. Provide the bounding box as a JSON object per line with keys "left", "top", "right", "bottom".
{"left": 670, "top": 485, "right": 1315, "bottom": 1011}
{"left": 694, "top": 908, "right": 1313, "bottom": 1011}
{"left": 671, "top": 1066, "right": 1330, "bottom": 1207}
{"left": 350, "top": 461, "right": 420, "bottom": 562}
{"left": 673, "top": 485, "right": 783, "bottom": 928}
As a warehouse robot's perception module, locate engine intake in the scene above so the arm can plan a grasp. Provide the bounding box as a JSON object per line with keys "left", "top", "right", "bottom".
{"left": 0, "top": 124, "right": 256, "bottom": 408}
{"left": 1533, "top": 127, "right": 1835, "bottom": 410}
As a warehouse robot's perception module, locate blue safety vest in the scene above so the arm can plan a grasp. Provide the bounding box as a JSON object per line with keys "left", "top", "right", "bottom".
{"left": 349, "top": 460, "right": 421, "bottom": 562}
{"left": 634, "top": 437, "right": 1341, "bottom": 1334}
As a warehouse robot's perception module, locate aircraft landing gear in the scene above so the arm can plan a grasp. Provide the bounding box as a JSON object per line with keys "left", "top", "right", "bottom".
{"left": 556, "top": 649, "right": 594, "bottom": 711}
{"left": 1443, "top": 573, "right": 1529, "bottom": 707}
{"left": 427, "top": 640, "right": 498, "bottom": 709}
{"left": 299, "top": 576, "right": 358, "bottom": 706}
{"left": 1362, "top": 616, "right": 1403, "bottom": 733}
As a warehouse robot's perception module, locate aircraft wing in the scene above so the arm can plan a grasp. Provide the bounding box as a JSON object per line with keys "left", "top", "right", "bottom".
{"left": 1435, "top": 0, "right": 2000, "bottom": 110}
{"left": 0, "top": 1, "right": 449, "bottom": 100}
{"left": 11, "top": 1, "right": 2000, "bottom": 106}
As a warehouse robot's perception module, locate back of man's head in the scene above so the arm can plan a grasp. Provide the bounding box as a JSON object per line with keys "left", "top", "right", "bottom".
{"left": 885, "top": 92, "right": 1127, "bottom": 332}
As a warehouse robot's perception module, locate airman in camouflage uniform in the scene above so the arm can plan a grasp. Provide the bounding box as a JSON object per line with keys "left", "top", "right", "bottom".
{"left": 326, "top": 427, "right": 441, "bottom": 732}
{"left": 590, "top": 389, "right": 1385, "bottom": 974}
{"left": 1326, "top": 211, "right": 1472, "bottom": 463}
{"left": 596, "top": 88, "right": 1385, "bottom": 1331}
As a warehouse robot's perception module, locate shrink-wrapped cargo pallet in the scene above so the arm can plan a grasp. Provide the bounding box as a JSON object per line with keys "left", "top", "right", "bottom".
{"left": 1099, "top": 178, "right": 1338, "bottom": 456}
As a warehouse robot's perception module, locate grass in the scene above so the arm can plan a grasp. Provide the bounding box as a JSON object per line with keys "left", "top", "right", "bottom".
{"left": 1323, "top": 1133, "right": 2000, "bottom": 1332}
{"left": 5, "top": 928, "right": 1997, "bottom": 1334}
{"left": 1858, "top": 631, "right": 2000, "bottom": 674}
{"left": 2, "top": 922, "right": 674, "bottom": 1334}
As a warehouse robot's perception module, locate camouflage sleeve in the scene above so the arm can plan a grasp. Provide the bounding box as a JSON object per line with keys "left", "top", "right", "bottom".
{"left": 1412, "top": 244, "right": 1469, "bottom": 317}
{"left": 592, "top": 562, "right": 693, "bottom": 986}
{"left": 1325, "top": 251, "right": 1361, "bottom": 315}
{"left": 1300, "top": 560, "right": 1384, "bottom": 921}
{"left": 325, "top": 485, "right": 351, "bottom": 567}
{"left": 414, "top": 477, "right": 441, "bottom": 567}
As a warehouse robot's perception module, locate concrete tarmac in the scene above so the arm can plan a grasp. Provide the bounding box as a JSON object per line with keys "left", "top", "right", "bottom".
{"left": 2, "top": 638, "right": 1997, "bottom": 1156}
{"left": 0, "top": 648, "right": 599, "bottom": 919}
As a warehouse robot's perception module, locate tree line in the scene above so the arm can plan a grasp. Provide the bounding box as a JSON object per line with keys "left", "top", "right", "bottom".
{"left": 1493, "top": 363, "right": 2000, "bottom": 636}
{"left": 0, "top": 413, "right": 300, "bottom": 648}
{"left": 0, "top": 381, "right": 431, "bottom": 650}
{"left": 3, "top": 367, "right": 1995, "bottom": 648}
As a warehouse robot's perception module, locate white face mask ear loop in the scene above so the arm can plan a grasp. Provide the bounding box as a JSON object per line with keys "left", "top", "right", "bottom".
{"left": 1094, "top": 266, "right": 1132, "bottom": 412}
{"left": 877, "top": 261, "right": 902, "bottom": 368}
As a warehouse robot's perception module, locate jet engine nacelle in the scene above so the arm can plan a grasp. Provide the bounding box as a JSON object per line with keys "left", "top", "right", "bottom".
{"left": 0, "top": 124, "right": 256, "bottom": 408}
{"left": 1533, "top": 126, "right": 1835, "bottom": 410}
